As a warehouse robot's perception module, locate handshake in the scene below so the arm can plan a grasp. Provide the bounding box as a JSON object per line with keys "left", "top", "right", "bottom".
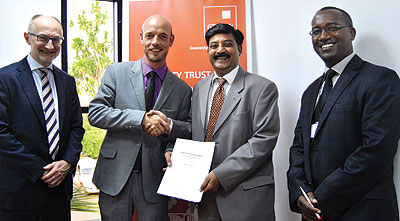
{"left": 142, "top": 110, "right": 171, "bottom": 136}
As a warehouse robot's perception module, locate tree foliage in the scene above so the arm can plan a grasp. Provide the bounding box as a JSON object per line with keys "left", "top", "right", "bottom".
{"left": 81, "top": 114, "right": 105, "bottom": 159}
{"left": 69, "top": 2, "right": 111, "bottom": 158}
{"left": 69, "top": 2, "right": 113, "bottom": 99}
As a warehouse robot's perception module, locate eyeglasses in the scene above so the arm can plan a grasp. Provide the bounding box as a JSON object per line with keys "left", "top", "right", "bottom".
{"left": 28, "top": 32, "right": 64, "bottom": 45}
{"left": 309, "top": 26, "right": 351, "bottom": 37}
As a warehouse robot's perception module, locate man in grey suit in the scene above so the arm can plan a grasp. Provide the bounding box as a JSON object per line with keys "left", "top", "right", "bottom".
{"left": 191, "top": 23, "right": 280, "bottom": 220}
{"left": 88, "top": 15, "right": 191, "bottom": 221}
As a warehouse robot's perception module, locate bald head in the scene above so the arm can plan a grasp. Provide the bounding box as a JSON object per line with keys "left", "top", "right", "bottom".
{"left": 140, "top": 15, "right": 174, "bottom": 69}
{"left": 142, "top": 15, "right": 172, "bottom": 36}
{"left": 28, "top": 15, "right": 63, "bottom": 36}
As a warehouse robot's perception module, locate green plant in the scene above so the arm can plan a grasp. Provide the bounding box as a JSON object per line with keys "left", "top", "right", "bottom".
{"left": 71, "top": 186, "right": 99, "bottom": 212}
{"left": 81, "top": 114, "right": 105, "bottom": 158}
{"left": 69, "top": 2, "right": 113, "bottom": 99}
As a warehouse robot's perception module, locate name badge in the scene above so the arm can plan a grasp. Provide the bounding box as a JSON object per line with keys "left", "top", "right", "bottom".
{"left": 311, "top": 122, "right": 318, "bottom": 138}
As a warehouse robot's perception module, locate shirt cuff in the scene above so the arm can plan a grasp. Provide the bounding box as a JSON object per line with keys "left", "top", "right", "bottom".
{"left": 166, "top": 118, "right": 173, "bottom": 134}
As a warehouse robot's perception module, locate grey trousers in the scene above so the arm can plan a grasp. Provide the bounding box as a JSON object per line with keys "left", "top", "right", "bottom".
{"left": 98, "top": 170, "right": 168, "bottom": 221}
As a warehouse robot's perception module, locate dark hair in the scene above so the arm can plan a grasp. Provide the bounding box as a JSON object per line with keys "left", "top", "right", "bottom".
{"left": 318, "top": 6, "right": 353, "bottom": 27}
{"left": 205, "top": 23, "right": 244, "bottom": 46}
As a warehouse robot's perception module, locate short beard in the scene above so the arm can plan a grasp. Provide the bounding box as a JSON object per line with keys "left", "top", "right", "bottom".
{"left": 145, "top": 51, "right": 164, "bottom": 63}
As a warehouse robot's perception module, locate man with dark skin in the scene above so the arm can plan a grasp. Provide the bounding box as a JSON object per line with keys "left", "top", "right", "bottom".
{"left": 287, "top": 7, "right": 400, "bottom": 221}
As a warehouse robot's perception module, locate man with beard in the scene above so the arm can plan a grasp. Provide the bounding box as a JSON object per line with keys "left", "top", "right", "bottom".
{"left": 190, "top": 23, "right": 280, "bottom": 220}
{"left": 287, "top": 6, "right": 400, "bottom": 220}
{"left": 88, "top": 15, "right": 191, "bottom": 221}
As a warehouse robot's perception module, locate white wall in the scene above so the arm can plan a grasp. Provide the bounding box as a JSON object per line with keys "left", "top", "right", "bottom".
{"left": 0, "top": 1, "right": 61, "bottom": 68}
{"left": 249, "top": 1, "right": 400, "bottom": 220}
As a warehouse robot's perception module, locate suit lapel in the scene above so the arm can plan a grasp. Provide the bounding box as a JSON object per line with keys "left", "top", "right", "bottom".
{"left": 129, "top": 61, "right": 146, "bottom": 111}
{"left": 304, "top": 77, "right": 324, "bottom": 141}
{"left": 16, "top": 58, "right": 46, "bottom": 128}
{"left": 213, "top": 67, "right": 244, "bottom": 136}
{"left": 53, "top": 67, "right": 66, "bottom": 132}
{"left": 153, "top": 70, "right": 174, "bottom": 110}
{"left": 314, "top": 55, "right": 362, "bottom": 137}
{"left": 198, "top": 76, "right": 213, "bottom": 131}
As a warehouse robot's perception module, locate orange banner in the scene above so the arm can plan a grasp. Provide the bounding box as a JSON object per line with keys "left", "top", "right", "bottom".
{"left": 129, "top": 0, "right": 247, "bottom": 87}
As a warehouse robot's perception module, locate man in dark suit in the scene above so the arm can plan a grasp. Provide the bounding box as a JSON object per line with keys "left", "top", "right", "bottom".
{"left": 287, "top": 6, "right": 400, "bottom": 221}
{"left": 190, "top": 23, "right": 280, "bottom": 220}
{"left": 0, "top": 15, "right": 84, "bottom": 220}
{"left": 88, "top": 15, "right": 191, "bottom": 221}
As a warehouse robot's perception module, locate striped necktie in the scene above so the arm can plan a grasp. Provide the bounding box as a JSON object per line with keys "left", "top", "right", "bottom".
{"left": 40, "top": 68, "right": 60, "bottom": 160}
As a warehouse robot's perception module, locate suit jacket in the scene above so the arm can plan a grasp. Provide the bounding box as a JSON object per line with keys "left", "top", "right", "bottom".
{"left": 88, "top": 59, "right": 191, "bottom": 203}
{"left": 191, "top": 66, "right": 280, "bottom": 220}
{"left": 0, "top": 57, "right": 84, "bottom": 210}
{"left": 287, "top": 55, "right": 400, "bottom": 220}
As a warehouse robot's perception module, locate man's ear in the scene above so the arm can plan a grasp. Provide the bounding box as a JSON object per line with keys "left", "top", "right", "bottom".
{"left": 350, "top": 27, "right": 356, "bottom": 41}
{"left": 24, "top": 32, "right": 31, "bottom": 46}
{"left": 238, "top": 45, "right": 242, "bottom": 56}
{"left": 169, "top": 34, "right": 174, "bottom": 47}
{"left": 139, "top": 32, "right": 144, "bottom": 45}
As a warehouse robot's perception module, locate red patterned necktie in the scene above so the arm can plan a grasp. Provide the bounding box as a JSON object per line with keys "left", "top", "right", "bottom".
{"left": 205, "top": 78, "right": 226, "bottom": 142}
{"left": 40, "top": 68, "right": 60, "bottom": 160}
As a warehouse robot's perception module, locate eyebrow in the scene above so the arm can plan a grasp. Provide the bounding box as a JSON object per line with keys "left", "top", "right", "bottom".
{"left": 312, "top": 22, "right": 340, "bottom": 29}
{"left": 210, "top": 39, "right": 234, "bottom": 44}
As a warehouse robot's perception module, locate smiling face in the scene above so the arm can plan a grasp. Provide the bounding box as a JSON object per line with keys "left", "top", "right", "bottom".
{"left": 207, "top": 33, "right": 242, "bottom": 77}
{"left": 140, "top": 15, "right": 174, "bottom": 69}
{"left": 311, "top": 9, "right": 356, "bottom": 68}
{"left": 24, "top": 16, "right": 63, "bottom": 67}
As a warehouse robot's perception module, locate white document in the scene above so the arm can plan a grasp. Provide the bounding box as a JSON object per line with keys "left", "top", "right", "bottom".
{"left": 157, "top": 138, "right": 215, "bottom": 202}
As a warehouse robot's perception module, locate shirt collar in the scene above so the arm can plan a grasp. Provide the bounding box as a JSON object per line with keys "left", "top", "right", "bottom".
{"left": 212, "top": 65, "right": 239, "bottom": 85}
{"left": 27, "top": 54, "right": 53, "bottom": 71}
{"left": 141, "top": 57, "right": 167, "bottom": 80}
{"left": 325, "top": 52, "right": 355, "bottom": 75}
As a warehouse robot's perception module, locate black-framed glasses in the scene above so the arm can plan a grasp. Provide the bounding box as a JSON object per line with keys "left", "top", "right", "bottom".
{"left": 28, "top": 32, "right": 64, "bottom": 45}
{"left": 309, "top": 25, "right": 351, "bottom": 37}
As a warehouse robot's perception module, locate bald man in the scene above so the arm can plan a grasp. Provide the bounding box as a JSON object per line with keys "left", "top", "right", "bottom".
{"left": 88, "top": 15, "right": 191, "bottom": 221}
{"left": 0, "top": 15, "right": 84, "bottom": 220}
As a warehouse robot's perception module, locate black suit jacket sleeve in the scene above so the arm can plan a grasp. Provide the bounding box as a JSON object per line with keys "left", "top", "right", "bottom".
{"left": 287, "top": 108, "right": 313, "bottom": 212}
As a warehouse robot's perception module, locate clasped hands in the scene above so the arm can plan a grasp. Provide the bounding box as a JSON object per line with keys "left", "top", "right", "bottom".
{"left": 41, "top": 160, "right": 71, "bottom": 188}
{"left": 142, "top": 110, "right": 170, "bottom": 136}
